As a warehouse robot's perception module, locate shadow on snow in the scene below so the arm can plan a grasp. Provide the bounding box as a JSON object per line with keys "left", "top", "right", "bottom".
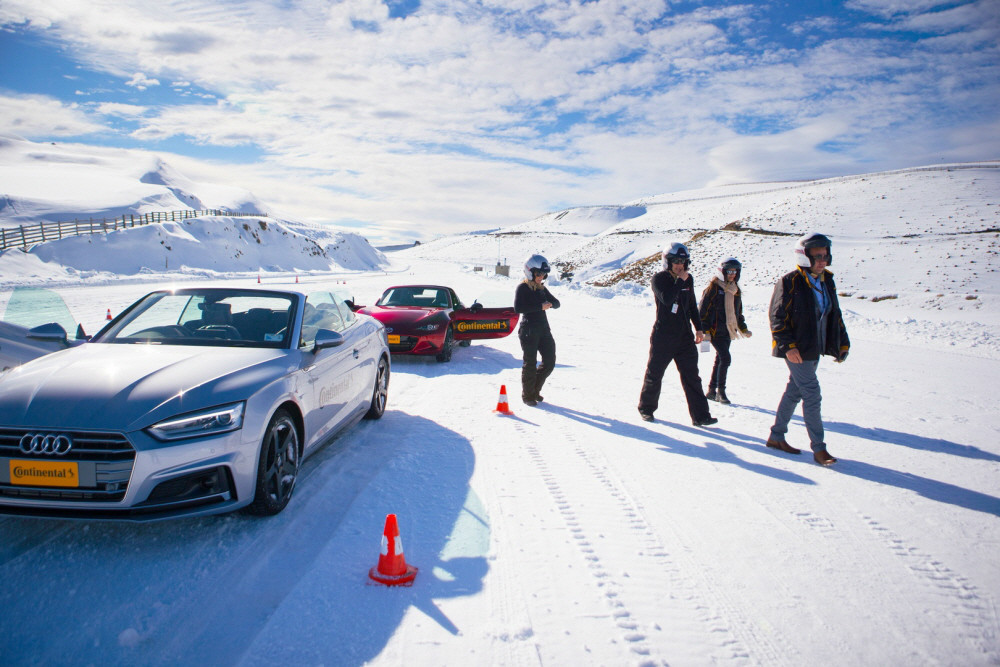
{"left": 537, "top": 403, "right": 815, "bottom": 486}
{"left": 0, "top": 412, "right": 485, "bottom": 665}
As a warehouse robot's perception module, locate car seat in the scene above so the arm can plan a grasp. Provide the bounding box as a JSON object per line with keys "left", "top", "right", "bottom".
{"left": 185, "top": 301, "right": 233, "bottom": 331}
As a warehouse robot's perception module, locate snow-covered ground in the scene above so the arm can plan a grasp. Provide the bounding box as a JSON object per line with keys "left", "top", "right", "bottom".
{"left": 0, "top": 257, "right": 997, "bottom": 666}
{"left": 1, "top": 148, "right": 998, "bottom": 665}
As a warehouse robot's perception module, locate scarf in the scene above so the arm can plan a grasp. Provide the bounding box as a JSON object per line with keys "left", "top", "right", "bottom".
{"left": 715, "top": 277, "right": 747, "bottom": 340}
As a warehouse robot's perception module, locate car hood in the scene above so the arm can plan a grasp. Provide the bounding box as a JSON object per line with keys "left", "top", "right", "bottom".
{"left": 0, "top": 343, "right": 294, "bottom": 432}
{"left": 362, "top": 307, "right": 447, "bottom": 328}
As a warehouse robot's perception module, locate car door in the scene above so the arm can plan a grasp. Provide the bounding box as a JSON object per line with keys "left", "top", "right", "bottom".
{"left": 300, "top": 291, "right": 364, "bottom": 450}
{"left": 330, "top": 291, "right": 378, "bottom": 414}
{"left": 449, "top": 288, "right": 520, "bottom": 342}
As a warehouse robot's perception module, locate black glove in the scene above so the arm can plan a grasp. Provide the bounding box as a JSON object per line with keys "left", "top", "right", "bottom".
{"left": 836, "top": 350, "right": 849, "bottom": 363}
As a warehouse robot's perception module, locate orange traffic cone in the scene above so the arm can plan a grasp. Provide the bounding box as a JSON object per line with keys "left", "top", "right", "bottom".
{"left": 494, "top": 384, "right": 514, "bottom": 415}
{"left": 369, "top": 514, "right": 417, "bottom": 586}
{"left": 105, "top": 309, "right": 112, "bottom": 321}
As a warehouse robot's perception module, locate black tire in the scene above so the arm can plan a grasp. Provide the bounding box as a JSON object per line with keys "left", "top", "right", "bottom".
{"left": 245, "top": 409, "right": 300, "bottom": 516}
{"left": 364, "top": 355, "right": 389, "bottom": 420}
{"left": 435, "top": 326, "right": 454, "bottom": 363}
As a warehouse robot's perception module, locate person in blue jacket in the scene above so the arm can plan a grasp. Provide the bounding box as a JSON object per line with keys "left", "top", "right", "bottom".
{"left": 638, "top": 243, "right": 717, "bottom": 426}
{"left": 514, "top": 254, "right": 560, "bottom": 406}
{"left": 767, "top": 233, "right": 850, "bottom": 465}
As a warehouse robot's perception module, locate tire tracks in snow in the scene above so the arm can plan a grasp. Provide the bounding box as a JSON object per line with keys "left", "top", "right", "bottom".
{"left": 858, "top": 513, "right": 999, "bottom": 659}
{"left": 730, "top": 456, "right": 999, "bottom": 663}
{"left": 506, "top": 412, "right": 790, "bottom": 665}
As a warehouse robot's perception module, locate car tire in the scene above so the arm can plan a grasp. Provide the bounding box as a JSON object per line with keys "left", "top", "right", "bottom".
{"left": 245, "top": 408, "right": 300, "bottom": 516}
{"left": 436, "top": 326, "right": 454, "bottom": 363}
{"left": 364, "top": 355, "right": 389, "bottom": 420}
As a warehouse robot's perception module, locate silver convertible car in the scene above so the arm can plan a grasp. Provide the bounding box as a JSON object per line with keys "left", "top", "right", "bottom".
{"left": 0, "top": 286, "right": 390, "bottom": 520}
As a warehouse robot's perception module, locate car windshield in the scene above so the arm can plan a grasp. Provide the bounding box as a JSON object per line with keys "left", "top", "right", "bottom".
{"left": 94, "top": 289, "right": 297, "bottom": 348}
{"left": 2, "top": 287, "right": 79, "bottom": 333}
{"left": 376, "top": 287, "right": 450, "bottom": 308}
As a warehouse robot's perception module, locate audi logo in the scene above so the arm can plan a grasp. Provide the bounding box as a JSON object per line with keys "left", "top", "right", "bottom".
{"left": 18, "top": 433, "right": 73, "bottom": 456}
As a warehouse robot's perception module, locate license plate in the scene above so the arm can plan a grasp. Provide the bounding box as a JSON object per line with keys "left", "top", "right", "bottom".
{"left": 387, "top": 334, "right": 400, "bottom": 344}
{"left": 9, "top": 459, "right": 80, "bottom": 488}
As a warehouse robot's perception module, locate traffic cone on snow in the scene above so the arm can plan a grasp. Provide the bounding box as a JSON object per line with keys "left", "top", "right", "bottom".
{"left": 494, "top": 384, "right": 514, "bottom": 415}
{"left": 295, "top": 274, "right": 299, "bottom": 283}
{"left": 368, "top": 513, "right": 418, "bottom": 586}
{"left": 257, "top": 274, "right": 261, "bottom": 284}
{"left": 105, "top": 308, "right": 112, "bottom": 321}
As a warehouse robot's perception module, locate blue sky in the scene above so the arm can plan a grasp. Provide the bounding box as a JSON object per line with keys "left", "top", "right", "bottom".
{"left": 1, "top": 0, "right": 998, "bottom": 243}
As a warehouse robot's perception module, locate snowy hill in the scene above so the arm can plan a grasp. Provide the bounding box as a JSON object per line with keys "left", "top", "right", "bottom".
{"left": 0, "top": 136, "right": 387, "bottom": 284}
{"left": 0, "top": 135, "right": 265, "bottom": 222}
{"left": 396, "top": 163, "right": 1000, "bottom": 314}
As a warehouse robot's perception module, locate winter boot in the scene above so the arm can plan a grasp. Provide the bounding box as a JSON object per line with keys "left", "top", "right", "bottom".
{"left": 717, "top": 389, "right": 731, "bottom": 405}
{"left": 706, "top": 387, "right": 717, "bottom": 401}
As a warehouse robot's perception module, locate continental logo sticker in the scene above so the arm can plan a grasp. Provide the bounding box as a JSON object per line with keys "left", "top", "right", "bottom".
{"left": 454, "top": 320, "right": 510, "bottom": 334}
{"left": 10, "top": 459, "right": 79, "bottom": 487}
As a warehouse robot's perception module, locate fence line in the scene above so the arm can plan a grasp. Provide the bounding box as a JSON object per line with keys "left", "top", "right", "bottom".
{"left": 0, "top": 209, "right": 267, "bottom": 253}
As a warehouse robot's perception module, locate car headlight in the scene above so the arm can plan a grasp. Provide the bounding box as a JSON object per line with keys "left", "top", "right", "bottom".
{"left": 415, "top": 323, "right": 441, "bottom": 331}
{"left": 146, "top": 402, "right": 245, "bottom": 441}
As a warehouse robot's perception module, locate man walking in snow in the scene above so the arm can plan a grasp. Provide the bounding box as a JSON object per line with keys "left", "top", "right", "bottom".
{"left": 638, "top": 242, "right": 717, "bottom": 427}
{"left": 766, "top": 233, "right": 850, "bottom": 465}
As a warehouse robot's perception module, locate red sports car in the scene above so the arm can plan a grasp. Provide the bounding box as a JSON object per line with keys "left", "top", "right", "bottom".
{"left": 356, "top": 285, "right": 518, "bottom": 362}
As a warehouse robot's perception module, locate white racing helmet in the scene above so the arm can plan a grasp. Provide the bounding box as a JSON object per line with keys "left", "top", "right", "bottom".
{"left": 661, "top": 242, "right": 690, "bottom": 271}
{"left": 716, "top": 257, "right": 742, "bottom": 282}
{"left": 794, "top": 233, "right": 832, "bottom": 268}
{"left": 523, "top": 254, "right": 551, "bottom": 280}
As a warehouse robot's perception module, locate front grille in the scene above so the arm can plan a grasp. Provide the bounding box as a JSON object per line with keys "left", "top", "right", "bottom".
{"left": 0, "top": 427, "right": 136, "bottom": 502}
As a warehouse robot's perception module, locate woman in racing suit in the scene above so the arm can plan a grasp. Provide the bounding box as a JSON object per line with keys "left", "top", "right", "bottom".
{"left": 514, "top": 254, "right": 560, "bottom": 406}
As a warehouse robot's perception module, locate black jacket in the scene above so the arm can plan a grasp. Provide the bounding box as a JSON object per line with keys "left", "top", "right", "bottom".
{"left": 514, "top": 281, "right": 560, "bottom": 329}
{"left": 698, "top": 279, "right": 748, "bottom": 338}
{"left": 650, "top": 270, "right": 702, "bottom": 338}
{"left": 769, "top": 267, "right": 850, "bottom": 360}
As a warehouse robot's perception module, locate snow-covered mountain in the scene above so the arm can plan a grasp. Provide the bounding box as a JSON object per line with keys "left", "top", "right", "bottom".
{"left": 0, "top": 135, "right": 265, "bottom": 222}
{"left": 397, "top": 163, "right": 1000, "bottom": 315}
{"left": 0, "top": 136, "right": 387, "bottom": 283}
{"left": 2, "top": 132, "right": 997, "bottom": 320}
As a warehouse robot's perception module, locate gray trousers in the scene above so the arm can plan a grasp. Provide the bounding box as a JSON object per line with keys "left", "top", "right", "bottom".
{"left": 770, "top": 359, "right": 826, "bottom": 451}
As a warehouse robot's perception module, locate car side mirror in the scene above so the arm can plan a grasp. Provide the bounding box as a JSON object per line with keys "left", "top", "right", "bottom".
{"left": 470, "top": 301, "right": 483, "bottom": 313}
{"left": 26, "top": 322, "right": 69, "bottom": 345}
{"left": 313, "top": 328, "right": 346, "bottom": 353}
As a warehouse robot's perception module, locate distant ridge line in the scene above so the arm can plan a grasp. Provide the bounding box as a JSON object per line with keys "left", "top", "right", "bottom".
{"left": 533, "top": 162, "right": 1000, "bottom": 221}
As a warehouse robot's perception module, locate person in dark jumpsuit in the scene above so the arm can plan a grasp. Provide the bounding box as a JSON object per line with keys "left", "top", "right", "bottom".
{"left": 638, "top": 242, "right": 717, "bottom": 426}
{"left": 514, "top": 254, "right": 560, "bottom": 406}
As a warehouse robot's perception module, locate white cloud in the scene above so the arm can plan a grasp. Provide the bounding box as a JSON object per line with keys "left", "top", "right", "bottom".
{"left": 0, "top": 94, "right": 104, "bottom": 138}
{"left": 125, "top": 72, "right": 159, "bottom": 90}
{"left": 96, "top": 102, "right": 147, "bottom": 118}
